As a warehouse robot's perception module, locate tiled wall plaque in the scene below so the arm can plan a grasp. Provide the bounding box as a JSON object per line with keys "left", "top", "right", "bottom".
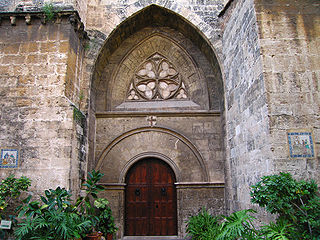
{"left": 287, "top": 130, "right": 315, "bottom": 158}
{"left": 0, "top": 149, "right": 19, "bottom": 168}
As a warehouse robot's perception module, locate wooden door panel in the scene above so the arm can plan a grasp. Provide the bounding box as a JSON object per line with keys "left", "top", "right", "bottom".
{"left": 125, "top": 158, "right": 177, "bottom": 236}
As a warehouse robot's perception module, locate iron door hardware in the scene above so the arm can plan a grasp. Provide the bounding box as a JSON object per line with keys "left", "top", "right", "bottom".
{"left": 135, "top": 188, "right": 140, "bottom": 196}
{"left": 161, "top": 187, "right": 167, "bottom": 196}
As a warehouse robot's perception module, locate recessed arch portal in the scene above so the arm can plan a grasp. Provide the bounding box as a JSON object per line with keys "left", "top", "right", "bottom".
{"left": 90, "top": 4, "right": 225, "bottom": 239}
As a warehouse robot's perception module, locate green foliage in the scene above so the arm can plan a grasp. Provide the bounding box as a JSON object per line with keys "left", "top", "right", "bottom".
{"left": 75, "top": 170, "right": 104, "bottom": 215}
{"left": 250, "top": 172, "right": 320, "bottom": 239}
{"left": 261, "top": 218, "right": 294, "bottom": 240}
{"left": 42, "top": 2, "right": 55, "bottom": 21}
{"left": 73, "top": 106, "right": 85, "bottom": 127}
{"left": 15, "top": 210, "right": 91, "bottom": 240}
{"left": 15, "top": 170, "right": 117, "bottom": 239}
{"left": 217, "top": 209, "right": 258, "bottom": 240}
{"left": 15, "top": 187, "right": 92, "bottom": 240}
{"left": 186, "top": 209, "right": 261, "bottom": 240}
{"left": 186, "top": 208, "right": 221, "bottom": 240}
{"left": 0, "top": 175, "right": 31, "bottom": 217}
{"left": 250, "top": 172, "right": 318, "bottom": 216}
{"left": 94, "top": 198, "right": 118, "bottom": 235}
{"left": 186, "top": 173, "right": 320, "bottom": 240}
{"left": 0, "top": 175, "right": 30, "bottom": 240}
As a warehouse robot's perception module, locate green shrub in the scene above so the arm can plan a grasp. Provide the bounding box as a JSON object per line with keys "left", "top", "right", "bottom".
{"left": 186, "top": 172, "right": 320, "bottom": 240}
{"left": 15, "top": 170, "right": 117, "bottom": 240}
{"left": 0, "top": 175, "right": 31, "bottom": 239}
{"left": 15, "top": 187, "right": 92, "bottom": 240}
{"left": 42, "top": 2, "right": 55, "bottom": 21}
{"left": 186, "top": 208, "right": 221, "bottom": 240}
{"left": 250, "top": 172, "right": 320, "bottom": 239}
{"left": 261, "top": 218, "right": 295, "bottom": 240}
{"left": 0, "top": 175, "right": 31, "bottom": 216}
{"left": 217, "top": 209, "right": 259, "bottom": 240}
{"left": 94, "top": 198, "right": 118, "bottom": 236}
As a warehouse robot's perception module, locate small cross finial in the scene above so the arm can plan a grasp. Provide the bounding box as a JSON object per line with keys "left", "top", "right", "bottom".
{"left": 147, "top": 116, "right": 157, "bottom": 127}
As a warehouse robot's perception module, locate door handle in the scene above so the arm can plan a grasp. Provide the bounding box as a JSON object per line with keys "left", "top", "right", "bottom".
{"left": 161, "top": 187, "right": 167, "bottom": 196}
{"left": 135, "top": 188, "right": 140, "bottom": 196}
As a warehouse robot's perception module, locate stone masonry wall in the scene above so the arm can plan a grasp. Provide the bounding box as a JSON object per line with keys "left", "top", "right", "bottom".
{"left": 255, "top": 0, "right": 320, "bottom": 182}
{"left": 0, "top": 13, "right": 86, "bottom": 195}
{"left": 221, "top": 0, "right": 272, "bottom": 213}
{"left": 85, "top": 0, "right": 224, "bottom": 46}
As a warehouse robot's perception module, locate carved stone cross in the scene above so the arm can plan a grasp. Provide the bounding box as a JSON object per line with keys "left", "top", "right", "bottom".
{"left": 147, "top": 116, "right": 157, "bottom": 127}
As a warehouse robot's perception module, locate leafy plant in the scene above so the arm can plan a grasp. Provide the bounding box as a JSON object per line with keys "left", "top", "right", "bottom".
{"left": 75, "top": 170, "right": 104, "bottom": 216}
{"left": 217, "top": 209, "right": 258, "bottom": 240}
{"left": 42, "top": 2, "right": 55, "bottom": 21}
{"left": 251, "top": 172, "right": 320, "bottom": 239}
{"left": 15, "top": 187, "right": 92, "bottom": 240}
{"left": 73, "top": 106, "right": 85, "bottom": 127}
{"left": 14, "top": 170, "right": 117, "bottom": 239}
{"left": 261, "top": 218, "right": 295, "bottom": 240}
{"left": 186, "top": 173, "right": 320, "bottom": 240}
{"left": 0, "top": 174, "right": 31, "bottom": 239}
{"left": 0, "top": 174, "right": 31, "bottom": 217}
{"left": 94, "top": 198, "right": 118, "bottom": 236}
{"left": 186, "top": 208, "right": 221, "bottom": 240}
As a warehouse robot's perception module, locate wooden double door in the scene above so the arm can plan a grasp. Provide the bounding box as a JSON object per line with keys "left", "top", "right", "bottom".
{"left": 125, "top": 158, "right": 177, "bottom": 236}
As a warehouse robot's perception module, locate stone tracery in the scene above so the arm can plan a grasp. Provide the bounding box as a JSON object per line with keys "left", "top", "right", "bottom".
{"left": 127, "top": 53, "right": 188, "bottom": 101}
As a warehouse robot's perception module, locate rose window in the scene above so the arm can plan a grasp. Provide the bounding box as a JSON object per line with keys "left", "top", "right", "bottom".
{"left": 127, "top": 53, "right": 188, "bottom": 101}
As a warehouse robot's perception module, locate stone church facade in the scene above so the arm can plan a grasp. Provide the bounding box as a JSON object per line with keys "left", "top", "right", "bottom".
{"left": 0, "top": 0, "right": 319, "bottom": 238}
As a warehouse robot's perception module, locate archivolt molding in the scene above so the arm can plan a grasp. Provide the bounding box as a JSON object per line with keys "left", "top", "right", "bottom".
{"left": 95, "top": 126, "right": 209, "bottom": 182}
{"left": 91, "top": 4, "right": 224, "bottom": 93}
{"left": 98, "top": 3, "right": 218, "bottom": 53}
{"left": 119, "top": 152, "right": 181, "bottom": 183}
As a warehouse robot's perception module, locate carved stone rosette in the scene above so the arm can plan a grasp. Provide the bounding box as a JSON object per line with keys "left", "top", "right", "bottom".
{"left": 127, "top": 53, "right": 188, "bottom": 101}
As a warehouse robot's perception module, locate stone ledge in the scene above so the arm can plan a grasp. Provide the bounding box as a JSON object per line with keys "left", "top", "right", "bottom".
{"left": 99, "top": 182, "right": 225, "bottom": 190}
{"left": 0, "top": 10, "right": 88, "bottom": 40}
{"left": 115, "top": 100, "right": 201, "bottom": 111}
{"left": 175, "top": 182, "right": 225, "bottom": 189}
{"left": 96, "top": 111, "right": 221, "bottom": 118}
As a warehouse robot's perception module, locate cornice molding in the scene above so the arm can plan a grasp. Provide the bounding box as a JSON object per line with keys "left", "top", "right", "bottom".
{"left": 96, "top": 111, "right": 221, "bottom": 118}
{"left": 0, "top": 10, "right": 88, "bottom": 40}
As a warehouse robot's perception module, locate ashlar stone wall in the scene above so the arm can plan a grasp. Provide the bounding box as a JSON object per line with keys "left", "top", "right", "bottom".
{"left": 0, "top": 12, "right": 87, "bottom": 195}
{"left": 221, "top": 0, "right": 272, "bottom": 213}
{"left": 255, "top": 0, "right": 320, "bottom": 183}
{"left": 221, "top": 0, "right": 320, "bottom": 216}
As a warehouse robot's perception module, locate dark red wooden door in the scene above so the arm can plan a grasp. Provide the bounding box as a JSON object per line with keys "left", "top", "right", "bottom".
{"left": 125, "top": 158, "right": 177, "bottom": 236}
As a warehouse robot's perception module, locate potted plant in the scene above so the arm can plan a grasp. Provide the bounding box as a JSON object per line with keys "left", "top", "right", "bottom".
{"left": 75, "top": 170, "right": 105, "bottom": 240}
{"left": 85, "top": 231, "right": 103, "bottom": 240}
{"left": 94, "top": 198, "right": 118, "bottom": 240}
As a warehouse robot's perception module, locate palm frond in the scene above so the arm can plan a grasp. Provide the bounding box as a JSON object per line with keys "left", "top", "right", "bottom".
{"left": 217, "top": 209, "right": 257, "bottom": 240}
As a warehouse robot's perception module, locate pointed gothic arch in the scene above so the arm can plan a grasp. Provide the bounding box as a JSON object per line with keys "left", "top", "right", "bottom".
{"left": 91, "top": 4, "right": 224, "bottom": 113}
{"left": 88, "top": 4, "right": 225, "bottom": 239}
